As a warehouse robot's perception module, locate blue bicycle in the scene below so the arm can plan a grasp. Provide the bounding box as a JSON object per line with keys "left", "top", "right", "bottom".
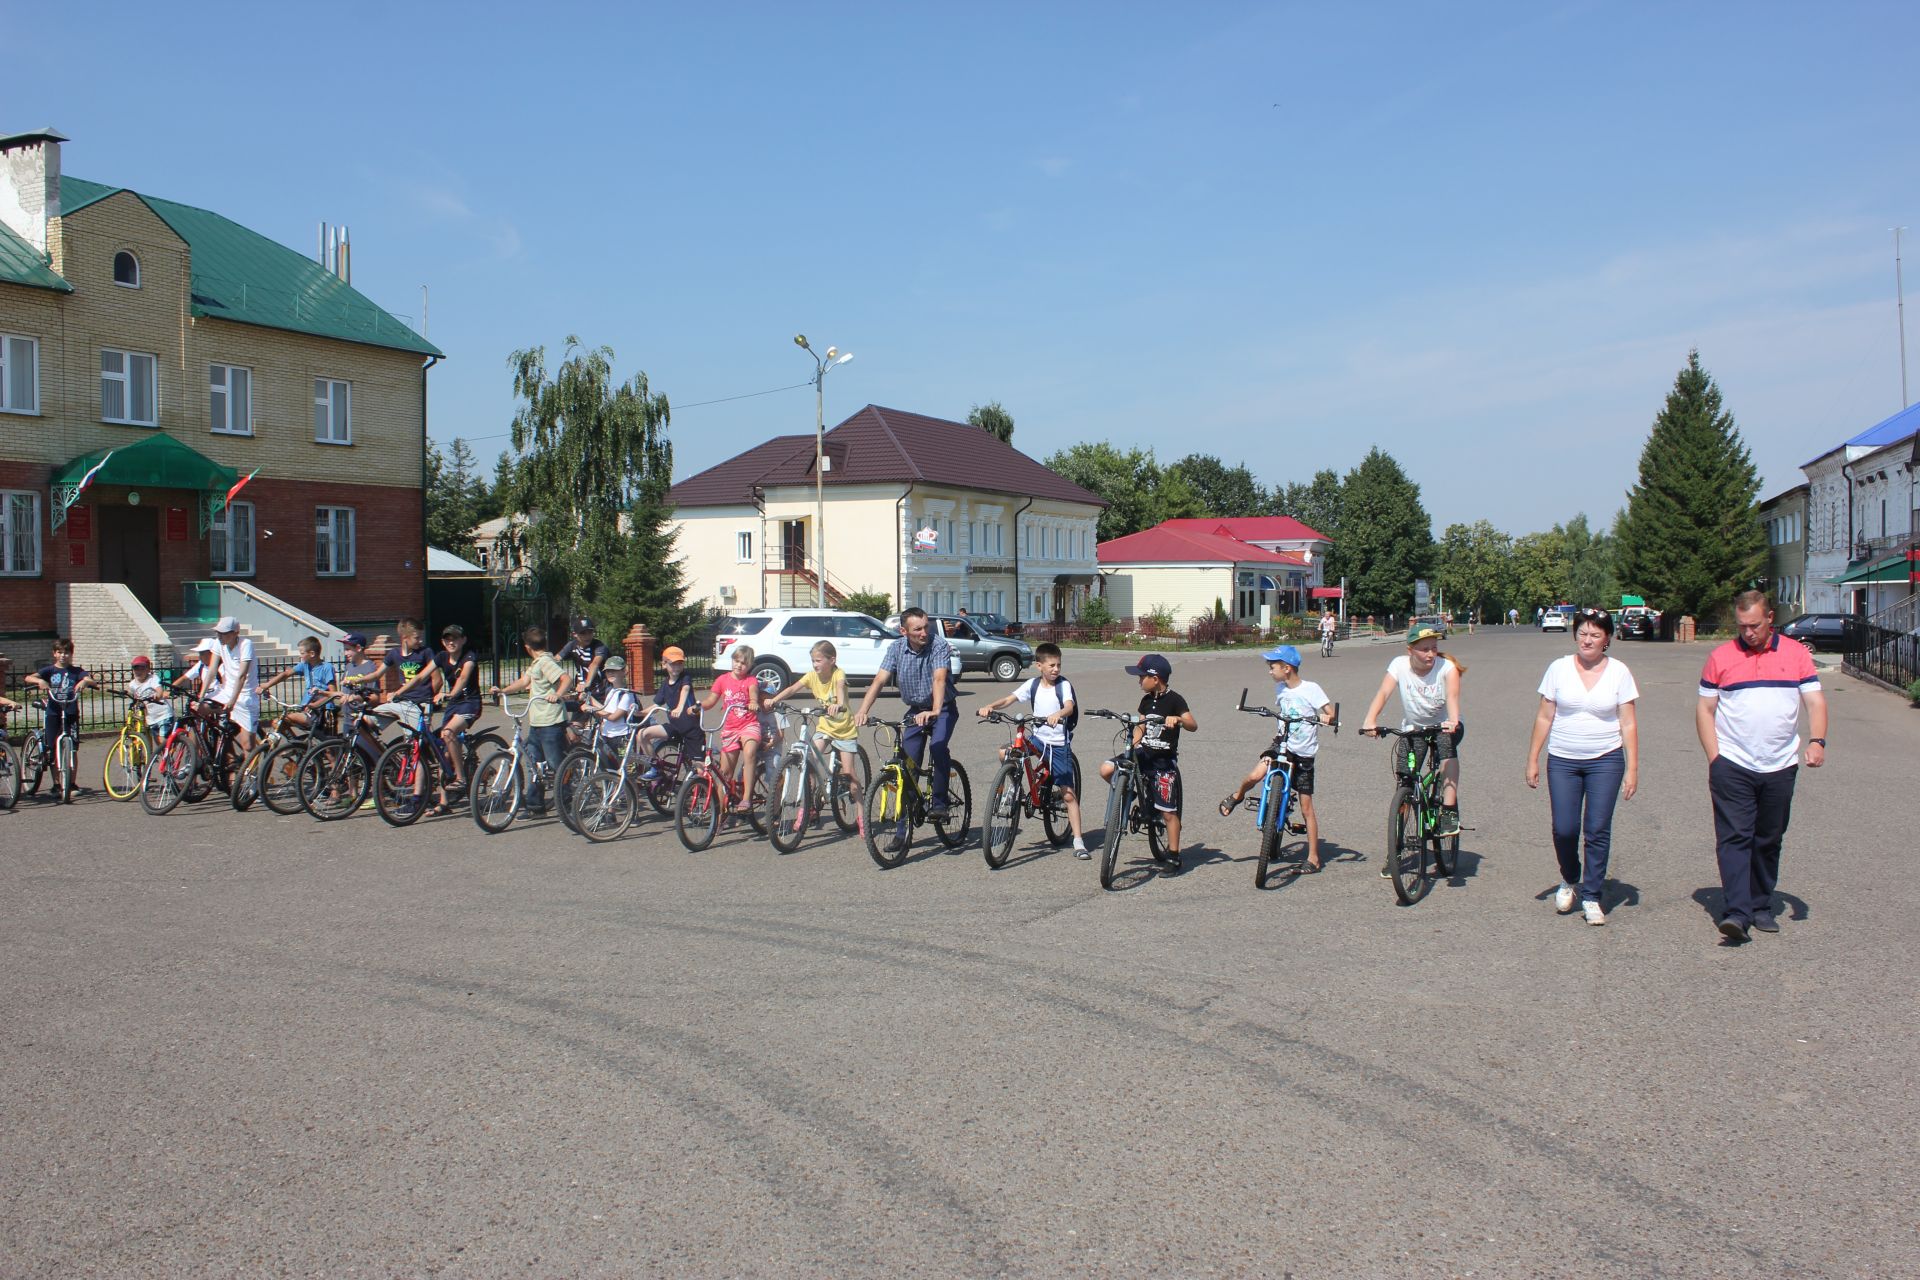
{"left": 1234, "top": 688, "right": 1339, "bottom": 888}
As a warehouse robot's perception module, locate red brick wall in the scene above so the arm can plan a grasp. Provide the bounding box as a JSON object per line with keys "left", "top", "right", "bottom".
{"left": 0, "top": 461, "right": 421, "bottom": 634}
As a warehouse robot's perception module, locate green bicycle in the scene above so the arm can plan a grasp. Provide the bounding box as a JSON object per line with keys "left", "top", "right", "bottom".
{"left": 861, "top": 718, "right": 972, "bottom": 869}
{"left": 1363, "top": 724, "right": 1460, "bottom": 905}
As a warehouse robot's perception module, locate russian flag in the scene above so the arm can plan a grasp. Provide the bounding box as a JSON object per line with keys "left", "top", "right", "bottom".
{"left": 74, "top": 450, "right": 115, "bottom": 495}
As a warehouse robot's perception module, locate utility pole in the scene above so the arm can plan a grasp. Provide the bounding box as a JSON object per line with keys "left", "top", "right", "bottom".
{"left": 1897, "top": 227, "right": 1910, "bottom": 409}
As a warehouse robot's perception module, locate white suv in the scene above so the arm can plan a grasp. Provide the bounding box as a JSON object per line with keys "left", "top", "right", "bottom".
{"left": 713, "top": 609, "right": 897, "bottom": 695}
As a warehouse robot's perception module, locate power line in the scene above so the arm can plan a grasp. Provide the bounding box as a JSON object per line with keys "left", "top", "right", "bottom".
{"left": 440, "top": 380, "right": 812, "bottom": 445}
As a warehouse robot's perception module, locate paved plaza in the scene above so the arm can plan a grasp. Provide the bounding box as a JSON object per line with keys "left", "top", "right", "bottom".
{"left": 2, "top": 629, "right": 1916, "bottom": 1276}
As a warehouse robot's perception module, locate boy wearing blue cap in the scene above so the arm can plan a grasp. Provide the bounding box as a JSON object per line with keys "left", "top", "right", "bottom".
{"left": 1100, "top": 652, "right": 1196, "bottom": 859}
{"left": 1220, "top": 645, "right": 1334, "bottom": 872}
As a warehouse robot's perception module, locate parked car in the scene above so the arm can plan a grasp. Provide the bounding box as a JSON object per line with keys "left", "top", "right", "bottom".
{"left": 963, "top": 611, "right": 1024, "bottom": 638}
{"left": 713, "top": 609, "right": 896, "bottom": 694}
{"left": 886, "top": 614, "right": 1035, "bottom": 682}
{"left": 1539, "top": 607, "right": 1571, "bottom": 632}
{"left": 1619, "top": 606, "right": 1660, "bottom": 640}
{"left": 1408, "top": 614, "right": 1450, "bottom": 637}
{"left": 1780, "top": 613, "right": 1863, "bottom": 652}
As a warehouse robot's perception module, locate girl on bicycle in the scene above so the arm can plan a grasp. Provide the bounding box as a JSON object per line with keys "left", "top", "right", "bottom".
{"left": 1360, "top": 624, "right": 1466, "bottom": 840}
{"left": 1220, "top": 645, "right": 1334, "bottom": 872}
{"left": 765, "top": 640, "right": 864, "bottom": 810}
{"left": 701, "top": 644, "right": 764, "bottom": 800}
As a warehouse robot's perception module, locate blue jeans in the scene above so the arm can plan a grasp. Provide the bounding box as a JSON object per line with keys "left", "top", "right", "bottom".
{"left": 901, "top": 704, "right": 959, "bottom": 809}
{"left": 1547, "top": 748, "right": 1625, "bottom": 903}
{"left": 528, "top": 723, "right": 568, "bottom": 809}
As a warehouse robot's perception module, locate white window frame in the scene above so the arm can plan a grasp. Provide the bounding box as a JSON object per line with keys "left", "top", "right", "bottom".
{"left": 1, "top": 333, "right": 40, "bottom": 415}
{"left": 314, "top": 377, "right": 352, "bottom": 445}
{"left": 315, "top": 505, "right": 356, "bottom": 576}
{"left": 112, "top": 250, "right": 140, "bottom": 288}
{"left": 101, "top": 347, "right": 158, "bottom": 426}
{"left": 736, "top": 530, "right": 754, "bottom": 563}
{"left": 209, "top": 500, "right": 256, "bottom": 578}
{"left": 209, "top": 363, "right": 253, "bottom": 436}
{"left": 1, "top": 490, "right": 42, "bottom": 576}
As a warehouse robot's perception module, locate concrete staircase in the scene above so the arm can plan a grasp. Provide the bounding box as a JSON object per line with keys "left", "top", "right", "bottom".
{"left": 160, "top": 618, "right": 303, "bottom": 668}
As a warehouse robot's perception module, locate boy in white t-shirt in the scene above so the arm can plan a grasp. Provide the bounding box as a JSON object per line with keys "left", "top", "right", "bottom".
{"left": 977, "top": 642, "right": 1086, "bottom": 856}
{"left": 582, "top": 654, "right": 641, "bottom": 766}
{"left": 1360, "top": 624, "right": 1465, "bottom": 840}
{"left": 125, "top": 656, "right": 173, "bottom": 744}
{"left": 1221, "top": 645, "right": 1335, "bottom": 872}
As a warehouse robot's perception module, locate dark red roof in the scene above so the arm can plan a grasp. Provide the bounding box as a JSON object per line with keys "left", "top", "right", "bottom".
{"left": 1098, "top": 524, "right": 1312, "bottom": 566}
{"left": 669, "top": 405, "right": 1105, "bottom": 509}
{"left": 1158, "top": 516, "right": 1332, "bottom": 543}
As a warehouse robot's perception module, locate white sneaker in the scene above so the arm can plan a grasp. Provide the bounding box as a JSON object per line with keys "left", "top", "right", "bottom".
{"left": 1582, "top": 900, "right": 1607, "bottom": 926}
{"left": 1073, "top": 840, "right": 1091, "bottom": 860}
{"left": 1554, "top": 882, "right": 1577, "bottom": 914}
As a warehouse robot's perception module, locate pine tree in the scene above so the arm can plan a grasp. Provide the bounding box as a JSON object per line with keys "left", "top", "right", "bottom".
{"left": 1330, "top": 448, "right": 1434, "bottom": 616}
{"left": 1615, "top": 351, "right": 1765, "bottom": 620}
{"left": 575, "top": 467, "right": 708, "bottom": 649}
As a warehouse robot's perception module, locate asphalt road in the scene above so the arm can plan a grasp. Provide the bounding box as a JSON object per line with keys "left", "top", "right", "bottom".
{"left": 3, "top": 628, "right": 1915, "bottom": 1277}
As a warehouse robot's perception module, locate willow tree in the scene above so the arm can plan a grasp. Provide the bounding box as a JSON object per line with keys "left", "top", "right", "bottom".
{"left": 507, "top": 337, "right": 674, "bottom": 613}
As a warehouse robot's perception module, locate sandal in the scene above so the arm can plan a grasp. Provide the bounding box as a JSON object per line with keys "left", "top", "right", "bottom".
{"left": 1218, "top": 795, "right": 1243, "bottom": 818}
{"left": 1292, "top": 858, "right": 1322, "bottom": 875}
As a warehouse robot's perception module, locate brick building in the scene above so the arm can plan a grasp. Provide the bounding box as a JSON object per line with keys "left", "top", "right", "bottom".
{"left": 0, "top": 129, "right": 442, "bottom": 668}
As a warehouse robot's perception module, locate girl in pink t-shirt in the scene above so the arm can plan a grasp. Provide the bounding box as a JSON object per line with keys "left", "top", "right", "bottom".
{"left": 702, "top": 645, "right": 765, "bottom": 792}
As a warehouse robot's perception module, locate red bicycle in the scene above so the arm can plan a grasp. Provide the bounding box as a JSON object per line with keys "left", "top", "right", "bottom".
{"left": 978, "top": 710, "right": 1080, "bottom": 868}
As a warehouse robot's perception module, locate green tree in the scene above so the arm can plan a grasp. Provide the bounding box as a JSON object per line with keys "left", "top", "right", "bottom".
{"left": 841, "top": 589, "right": 892, "bottom": 620}
{"left": 470, "top": 450, "right": 518, "bottom": 523}
{"left": 1044, "top": 443, "right": 1160, "bottom": 541}
{"left": 1271, "top": 468, "right": 1344, "bottom": 540}
{"left": 1168, "top": 453, "right": 1266, "bottom": 518}
{"left": 425, "top": 437, "right": 483, "bottom": 555}
{"left": 1330, "top": 448, "right": 1434, "bottom": 616}
{"left": 1435, "top": 519, "right": 1513, "bottom": 624}
{"left": 1562, "top": 512, "right": 1620, "bottom": 609}
{"left": 573, "top": 473, "right": 706, "bottom": 649}
{"left": 967, "top": 401, "right": 1015, "bottom": 444}
{"left": 507, "top": 337, "right": 675, "bottom": 607}
{"left": 1508, "top": 528, "right": 1569, "bottom": 615}
{"left": 1614, "top": 351, "right": 1765, "bottom": 620}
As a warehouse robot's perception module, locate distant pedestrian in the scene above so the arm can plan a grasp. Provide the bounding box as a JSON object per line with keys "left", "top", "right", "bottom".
{"left": 1697, "top": 590, "right": 1827, "bottom": 943}
{"left": 1525, "top": 607, "right": 1639, "bottom": 925}
{"left": 1509, "top": 607, "right": 1520, "bottom": 627}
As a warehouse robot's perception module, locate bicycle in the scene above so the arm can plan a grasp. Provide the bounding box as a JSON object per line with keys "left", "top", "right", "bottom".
{"left": 1320, "top": 626, "right": 1337, "bottom": 659}
{"left": 1361, "top": 725, "right": 1460, "bottom": 905}
{"left": 103, "top": 691, "right": 160, "bottom": 801}
{"left": 21, "top": 688, "right": 83, "bottom": 804}
{"left": 256, "top": 701, "right": 342, "bottom": 817}
{"left": 470, "top": 693, "right": 575, "bottom": 834}
{"left": 296, "top": 694, "right": 388, "bottom": 821}
{"left": 552, "top": 711, "right": 622, "bottom": 837}
{"left": 0, "top": 706, "right": 19, "bottom": 811}
{"left": 1233, "top": 688, "right": 1340, "bottom": 888}
{"left": 1085, "top": 708, "right": 1178, "bottom": 890}
{"left": 765, "top": 706, "right": 873, "bottom": 854}
{"left": 373, "top": 701, "right": 504, "bottom": 827}
{"left": 860, "top": 717, "right": 972, "bottom": 869}
{"left": 671, "top": 716, "right": 772, "bottom": 851}
{"left": 139, "top": 696, "right": 239, "bottom": 815}
{"left": 978, "top": 710, "right": 1080, "bottom": 869}
{"left": 565, "top": 705, "right": 665, "bottom": 843}
{"left": 230, "top": 693, "right": 309, "bottom": 812}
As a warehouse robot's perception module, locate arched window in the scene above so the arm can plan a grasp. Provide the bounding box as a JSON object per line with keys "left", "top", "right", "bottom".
{"left": 112, "top": 251, "right": 140, "bottom": 287}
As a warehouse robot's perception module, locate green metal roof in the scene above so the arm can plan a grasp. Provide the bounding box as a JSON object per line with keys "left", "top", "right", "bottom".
{"left": 1825, "top": 554, "right": 1911, "bottom": 587}
{"left": 52, "top": 432, "right": 237, "bottom": 492}
{"left": 0, "top": 219, "right": 72, "bottom": 292}
{"left": 60, "top": 177, "right": 443, "bottom": 358}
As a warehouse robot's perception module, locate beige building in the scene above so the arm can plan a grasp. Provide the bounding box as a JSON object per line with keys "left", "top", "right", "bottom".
{"left": 668, "top": 405, "right": 1105, "bottom": 621}
{"left": 1098, "top": 518, "right": 1333, "bottom": 629}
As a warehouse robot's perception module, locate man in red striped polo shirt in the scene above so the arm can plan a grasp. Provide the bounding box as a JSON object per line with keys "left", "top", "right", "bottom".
{"left": 1696, "top": 590, "right": 1829, "bottom": 943}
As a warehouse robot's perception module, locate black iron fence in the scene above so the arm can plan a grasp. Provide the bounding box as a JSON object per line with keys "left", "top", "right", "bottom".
{"left": 1845, "top": 620, "right": 1920, "bottom": 693}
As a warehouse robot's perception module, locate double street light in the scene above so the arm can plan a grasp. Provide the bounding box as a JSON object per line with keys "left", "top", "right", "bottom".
{"left": 794, "top": 334, "right": 854, "bottom": 607}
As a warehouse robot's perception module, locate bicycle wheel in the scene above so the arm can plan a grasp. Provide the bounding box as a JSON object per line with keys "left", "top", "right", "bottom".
{"left": 23, "top": 735, "right": 44, "bottom": 797}
{"left": 1040, "top": 753, "right": 1080, "bottom": 848}
{"left": 228, "top": 743, "right": 265, "bottom": 812}
{"left": 981, "top": 761, "right": 1023, "bottom": 869}
{"left": 470, "top": 751, "right": 523, "bottom": 834}
{"left": 0, "top": 739, "right": 18, "bottom": 810}
{"left": 303, "top": 741, "right": 370, "bottom": 822}
{"left": 259, "top": 741, "right": 311, "bottom": 815}
{"left": 58, "top": 735, "right": 77, "bottom": 803}
{"left": 1430, "top": 823, "right": 1460, "bottom": 877}
{"left": 1099, "top": 773, "right": 1129, "bottom": 890}
{"left": 828, "top": 744, "right": 871, "bottom": 834}
{"left": 574, "top": 771, "right": 636, "bottom": 843}
{"left": 933, "top": 760, "right": 971, "bottom": 849}
{"left": 374, "top": 740, "right": 432, "bottom": 827}
{"left": 863, "top": 766, "right": 912, "bottom": 869}
{"left": 184, "top": 735, "right": 215, "bottom": 803}
{"left": 1388, "top": 785, "right": 1433, "bottom": 904}
{"left": 1255, "top": 777, "right": 1286, "bottom": 890}
{"left": 674, "top": 768, "right": 721, "bottom": 851}
{"left": 555, "top": 748, "right": 595, "bottom": 835}
{"left": 767, "top": 756, "right": 811, "bottom": 854}
{"left": 1146, "top": 807, "right": 1175, "bottom": 868}
{"left": 140, "top": 732, "right": 198, "bottom": 816}
{"left": 644, "top": 743, "right": 681, "bottom": 815}
{"left": 103, "top": 733, "right": 148, "bottom": 800}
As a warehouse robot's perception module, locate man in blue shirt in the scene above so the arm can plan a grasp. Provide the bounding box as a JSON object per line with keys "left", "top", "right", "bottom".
{"left": 855, "top": 608, "right": 958, "bottom": 817}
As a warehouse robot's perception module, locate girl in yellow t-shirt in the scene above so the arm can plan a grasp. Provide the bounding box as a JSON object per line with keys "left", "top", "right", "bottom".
{"left": 765, "top": 640, "right": 864, "bottom": 808}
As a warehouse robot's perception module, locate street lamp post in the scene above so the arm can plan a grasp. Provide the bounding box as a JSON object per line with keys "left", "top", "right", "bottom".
{"left": 794, "top": 334, "right": 853, "bottom": 607}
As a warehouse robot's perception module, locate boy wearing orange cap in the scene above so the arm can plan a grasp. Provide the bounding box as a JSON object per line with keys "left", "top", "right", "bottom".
{"left": 640, "top": 645, "right": 702, "bottom": 778}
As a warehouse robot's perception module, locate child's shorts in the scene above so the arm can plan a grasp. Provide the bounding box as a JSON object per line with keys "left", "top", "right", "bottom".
{"left": 720, "top": 721, "right": 764, "bottom": 754}
{"left": 815, "top": 733, "right": 862, "bottom": 755}
{"left": 1259, "top": 745, "right": 1316, "bottom": 796}
{"left": 1109, "top": 756, "right": 1181, "bottom": 815}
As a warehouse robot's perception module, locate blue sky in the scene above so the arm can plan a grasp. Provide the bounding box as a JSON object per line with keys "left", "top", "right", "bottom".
{"left": 10, "top": 1, "right": 1918, "bottom": 534}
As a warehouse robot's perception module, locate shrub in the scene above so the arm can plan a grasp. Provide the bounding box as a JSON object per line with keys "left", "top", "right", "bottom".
{"left": 1079, "top": 596, "right": 1114, "bottom": 631}
{"left": 1188, "top": 613, "right": 1240, "bottom": 646}
{"left": 1908, "top": 676, "right": 1920, "bottom": 704}
{"left": 841, "top": 588, "right": 892, "bottom": 620}
{"left": 1139, "top": 604, "right": 1177, "bottom": 638}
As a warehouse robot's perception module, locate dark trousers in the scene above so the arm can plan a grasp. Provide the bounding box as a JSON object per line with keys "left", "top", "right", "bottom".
{"left": 1708, "top": 756, "right": 1797, "bottom": 925}
{"left": 528, "top": 723, "right": 569, "bottom": 809}
{"left": 1547, "top": 749, "right": 1625, "bottom": 904}
{"left": 902, "top": 704, "right": 959, "bottom": 808}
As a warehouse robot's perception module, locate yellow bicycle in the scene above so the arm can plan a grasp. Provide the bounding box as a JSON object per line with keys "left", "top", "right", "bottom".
{"left": 102, "top": 692, "right": 158, "bottom": 801}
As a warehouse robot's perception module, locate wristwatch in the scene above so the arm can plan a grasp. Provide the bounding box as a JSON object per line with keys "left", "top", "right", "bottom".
{"left": 1809, "top": 737, "right": 1826, "bottom": 747}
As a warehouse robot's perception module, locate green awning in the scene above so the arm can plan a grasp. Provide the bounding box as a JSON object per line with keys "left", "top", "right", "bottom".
{"left": 51, "top": 433, "right": 238, "bottom": 533}
{"left": 1620, "top": 594, "right": 1646, "bottom": 607}
{"left": 1825, "top": 554, "right": 1911, "bottom": 587}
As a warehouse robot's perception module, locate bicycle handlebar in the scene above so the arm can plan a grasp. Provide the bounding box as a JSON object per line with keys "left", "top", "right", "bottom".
{"left": 1361, "top": 724, "right": 1443, "bottom": 740}
{"left": 1086, "top": 708, "right": 1156, "bottom": 727}
{"left": 1235, "top": 688, "right": 1340, "bottom": 733}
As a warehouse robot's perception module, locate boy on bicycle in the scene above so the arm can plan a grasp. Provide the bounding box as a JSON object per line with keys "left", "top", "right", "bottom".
{"left": 766, "top": 640, "right": 864, "bottom": 812}
{"left": 259, "top": 636, "right": 334, "bottom": 732}
{"left": 1319, "top": 610, "right": 1337, "bottom": 655}
{"left": 977, "top": 641, "right": 1087, "bottom": 857}
{"left": 1360, "top": 622, "right": 1465, "bottom": 843}
{"left": 24, "top": 638, "right": 95, "bottom": 766}
{"left": 488, "top": 627, "right": 573, "bottom": 816}
{"left": 1098, "top": 653, "right": 1196, "bottom": 859}
{"left": 1219, "top": 645, "right": 1334, "bottom": 873}
{"left": 639, "top": 646, "right": 702, "bottom": 779}
{"left": 581, "top": 653, "right": 640, "bottom": 765}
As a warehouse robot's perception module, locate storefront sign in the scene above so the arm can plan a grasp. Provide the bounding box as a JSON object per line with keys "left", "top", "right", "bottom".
{"left": 67, "top": 505, "right": 91, "bottom": 539}
{"left": 167, "top": 507, "right": 190, "bottom": 541}
{"left": 913, "top": 526, "right": 939, "bottom": 553}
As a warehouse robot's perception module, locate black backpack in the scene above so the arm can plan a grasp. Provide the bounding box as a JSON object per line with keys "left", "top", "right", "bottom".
{"left": 1021, "top": 676, "right": 1079, "bottom": 735}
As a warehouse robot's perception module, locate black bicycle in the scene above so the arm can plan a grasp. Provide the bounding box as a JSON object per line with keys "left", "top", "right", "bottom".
{"left": 1085, "top": 709, "right": 1178, "bottom": 890}
{"left": 1234, "top": 689, "right": 1339, "bottom": 888}
{"left": 1361, "top": 725, "right": 1460, "bottom": 905}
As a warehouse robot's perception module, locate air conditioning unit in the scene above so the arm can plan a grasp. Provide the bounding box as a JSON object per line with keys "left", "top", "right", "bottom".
{"left": 718, "top": 585, "right": 737, "bottom": 603}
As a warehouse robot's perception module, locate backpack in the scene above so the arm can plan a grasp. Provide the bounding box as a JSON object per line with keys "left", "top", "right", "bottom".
{"left": 1020, "top": 676, "right": 1079, "bottom": 736}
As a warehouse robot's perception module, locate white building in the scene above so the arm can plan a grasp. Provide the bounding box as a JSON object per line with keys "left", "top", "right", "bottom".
{"left": 1801, "top": 404, "right": 1919, "bottom": 616}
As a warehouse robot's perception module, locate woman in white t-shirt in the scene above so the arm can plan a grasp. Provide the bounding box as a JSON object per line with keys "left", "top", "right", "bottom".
{"left": 1525, "top": 607, "right": 1640, "bottom": 926}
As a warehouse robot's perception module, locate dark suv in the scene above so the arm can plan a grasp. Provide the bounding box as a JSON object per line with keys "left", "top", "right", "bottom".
{"left": 1619, "top": 608, "right": 1660, "bottom": 641}
{"left": 1780, "top": 613, "right": 1862, "bottom": 652}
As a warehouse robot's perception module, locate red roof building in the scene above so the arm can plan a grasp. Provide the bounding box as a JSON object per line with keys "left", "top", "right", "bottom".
{"left": 1097, "top": 517, "right": 1334, "bottom": 628}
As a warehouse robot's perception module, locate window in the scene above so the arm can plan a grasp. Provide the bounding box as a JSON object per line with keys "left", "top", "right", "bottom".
{"left": 209, "top": 501, "right": 255, "bottom": 577}
{"left": 736, "top": 530, "right": 754, "bottom": 563}
{"left": 314, "top": 378, "right": 351, "bottom": 444}
{"left": 1, "top": 334, "right": 38, "bottom": 413}
{"left": 113, "top": 251, "right": 139, "bottom": 287}
{"left": 210, "top": 364, "right": 252, "bottom": 435}
{"left": 2, "top": 490, "right": 41, "bottom": 575}
{"left": 780, "top": 616, "right": 837, "bottom": 638}
{"left": 101, "top": 348, "right": 157, "bottom": 425}
{"left": 315, "top": 506, "right": 355, "bottom": 575}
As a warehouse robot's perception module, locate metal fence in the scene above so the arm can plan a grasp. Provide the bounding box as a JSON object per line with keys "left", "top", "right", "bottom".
{"left": 1845, "top": 592, "right": 1920, "bottom": 692}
